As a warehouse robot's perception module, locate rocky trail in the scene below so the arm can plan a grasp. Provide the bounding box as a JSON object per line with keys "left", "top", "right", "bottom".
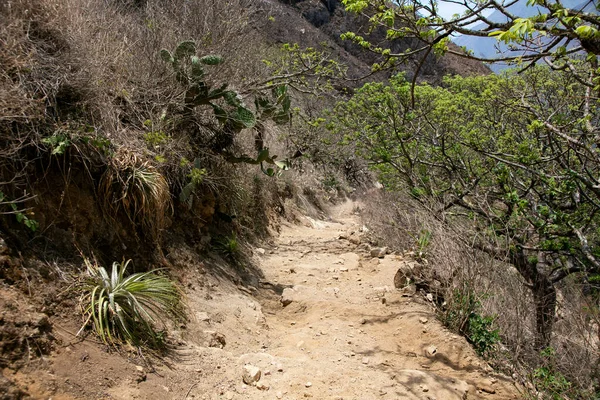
{"left": 6, "top": 201, "right": 522, "bottom": 399}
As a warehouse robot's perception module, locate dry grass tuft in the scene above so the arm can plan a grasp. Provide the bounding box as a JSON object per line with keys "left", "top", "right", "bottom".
{"left": 99, "top": 150, "right": 171, "bottom": 241}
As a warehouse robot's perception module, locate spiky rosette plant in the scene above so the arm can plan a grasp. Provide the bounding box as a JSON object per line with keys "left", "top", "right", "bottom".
{"left": 79, "top": 259, "right": 183, "bottom": 347}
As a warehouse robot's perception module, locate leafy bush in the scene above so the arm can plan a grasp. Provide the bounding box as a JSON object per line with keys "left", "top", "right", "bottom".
{"left": 161, "top": 40, "right": 293, "bottom": 176}
{"left": 0, "top": 191, "right": 38, "bottom": 232}
{"left": 215, "top": 232, "right": 239, "bottom": 257}
{"left": 442, "top": 289, "right": 499, "bottom": 357}
{"left": 79, "top": 259, "right": 183, "bottom": 347}
{"left": 467, "top": 313, "right": 499, "bottom": 357}
{"left": 532, "top": 347, "right": 574, "bottom": 400}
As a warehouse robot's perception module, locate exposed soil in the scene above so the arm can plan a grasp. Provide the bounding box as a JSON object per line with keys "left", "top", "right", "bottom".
{"left": 1, "top": 201, "right": 522, "bottom": 399}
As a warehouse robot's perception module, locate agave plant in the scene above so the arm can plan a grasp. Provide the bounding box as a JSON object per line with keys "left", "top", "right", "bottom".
{"left": 79, "top": 259, "right": 183, "bottom": 347}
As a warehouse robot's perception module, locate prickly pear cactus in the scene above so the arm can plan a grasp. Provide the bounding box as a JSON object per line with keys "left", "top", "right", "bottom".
{"left": 161, "top": 40, "right": 293, "bottom": 176}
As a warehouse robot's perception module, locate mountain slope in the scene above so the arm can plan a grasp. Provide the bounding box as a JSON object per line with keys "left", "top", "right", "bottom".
{"left": 256, "top": 0, "right": 490, "bottom": 84}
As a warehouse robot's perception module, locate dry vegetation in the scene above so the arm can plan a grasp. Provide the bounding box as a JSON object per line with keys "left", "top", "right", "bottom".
{"left": 0, "top": 0, "right": 307, "bottom": 258}
{"left": 361, "top": 190, "right": 600, "bottom": 398}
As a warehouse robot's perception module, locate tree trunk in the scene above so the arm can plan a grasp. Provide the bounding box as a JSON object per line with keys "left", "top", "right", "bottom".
{"left": 532, "top": 274, "right": 556, "bottom": 350}
{"left": 511, "top": 248, "right": 557, "bottom": 350}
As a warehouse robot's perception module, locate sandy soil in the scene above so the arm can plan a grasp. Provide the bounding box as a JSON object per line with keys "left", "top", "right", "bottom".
{"left": 1, "top": 201, "right": 523, "bottom": 399}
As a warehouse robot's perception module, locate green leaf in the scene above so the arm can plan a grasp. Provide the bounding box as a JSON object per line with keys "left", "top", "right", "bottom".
{"left": 223, "top": 91, "right": 241, "bottom": 107}
{"left": 190, "top": 56, "right": 205, "bottom": 80}
{"left": 280, "top": 94, "right": 291, "bottom": 113}
{"left": 575, "top": 25, "right": 598, "bottom": 39}
{"left": 179, "top": 182, "right": 195, "bottom": 207}
{"left": 272, "top": 111, "right": 291, "bottom": 125}
{"left": 255, "top": 96, "right": 272, "bottom": 110}
{"left": 264, "top": 167, "right": 275, "bottom": 176}
{"left": 207, "top": 84, "right": 228, "bottom": 100}
{"left": 211, "top": 103, "right": 228, "bottom": 124}
{"left": 272, "top": 85, "right": 287, "bottom": 98}
{"left": 256, "top": 149, "right": 271, "bottom": 163}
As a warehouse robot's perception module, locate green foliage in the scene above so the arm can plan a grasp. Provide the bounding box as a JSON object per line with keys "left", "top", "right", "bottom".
{"left": 340, "top": 0, "right": 599, "bottom": 84}
{"left": 215, "top": 232, "right": 239, "bottom": 256}
{"left": 415, "top": 229, "right": 431, "bottom": 262}
{"left": 42, "top": 131, "right": 71, "bottom": 155}
{"left": 327, "top": 68, "right": 600, "bottom": 294}
{"left": 264, "top": 43, "right": 347, "bottom": 95}
{"left": 42, "top": 125, "right": 113, "bottom": 157}
{"left": 322, "top": 174, "right": 341, "bottom": 191}
{"left": 179, "top": 157, "right": 207, "bottom": 208}
{"left": 161, "top": 40, "right": 255, "bottom": 132}
{"left": 223, "top": 148, "right": 291, "bottom": 177}
{"left": 467, "top": 313, "right": 500, "bottom": 357}
{"left": 254, "top": 85, "right": 292, "bottom": 125}
{"left": 532, "top": 347, "right": 574, "bottom": 399}
{"left": 79, "top": 259, "right": 183, "bottom": 348}
{"left": 0, "top": 191, "right": 38, "bottom": 232}
{"left": 442, "top": 290, "right": 499, "bottom": 357}
{"left": 143, "top": 130, "right": 169, "bottom": 148}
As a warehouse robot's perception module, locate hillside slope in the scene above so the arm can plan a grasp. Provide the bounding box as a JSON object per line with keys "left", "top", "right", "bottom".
{"left": 256, "top": 0, "right": 490, "bottom": 83}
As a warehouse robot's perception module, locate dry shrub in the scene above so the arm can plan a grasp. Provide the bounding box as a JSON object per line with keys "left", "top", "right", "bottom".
{"left": 0, "top": 0, "right": 285, "bottom": 240}
{"left": 47, "top": 0, "right": 268, "bottom": 145}
{"left": 0, "top": 0, "right": 63, "bottom": 197}
{"left": 361, "top": 189, "right": 600, "bottom": 395}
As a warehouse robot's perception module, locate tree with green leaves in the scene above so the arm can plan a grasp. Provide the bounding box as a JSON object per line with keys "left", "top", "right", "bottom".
{"left": 341, "top": 0, "right": 599, "bottom": 85}
{"left": 326, "top": 67, "right": 599, "bottom": 349}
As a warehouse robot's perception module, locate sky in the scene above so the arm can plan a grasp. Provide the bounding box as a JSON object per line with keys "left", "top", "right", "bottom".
{"left": 424, "top": 1, "right": 495, "bottom": 20}
{"left": 436, "top": 2, "right": 469, "bottom": 19}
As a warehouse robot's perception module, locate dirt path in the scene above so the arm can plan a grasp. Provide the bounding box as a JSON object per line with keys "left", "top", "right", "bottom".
{"left": 14, "top": 201, "right": 522, "bottom": 399}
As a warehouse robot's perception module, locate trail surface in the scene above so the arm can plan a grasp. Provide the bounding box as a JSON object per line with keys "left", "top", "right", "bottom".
{"left": 20, "top": 201, "right": 521, "bottom": 399}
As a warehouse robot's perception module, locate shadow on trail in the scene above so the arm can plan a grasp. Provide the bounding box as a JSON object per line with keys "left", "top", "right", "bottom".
{"left": 359, "top": 309, "right": 430, "bottom": 325}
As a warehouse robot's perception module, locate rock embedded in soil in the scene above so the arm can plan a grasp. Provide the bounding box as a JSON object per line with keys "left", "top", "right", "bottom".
{"left": 425, "top": 345, "right": 437, "bottom": 357}
{"left": 349, "top": 235, "right": 361, "bottom": 245}
{"left": 134, "top": 366, "right": 146, "bottom": 383}
{"left": 370, "top": 247, "right": 388, "bottom": 258}
{"left": 197, "top": 312, "right": 210, "bottom": 322}
{"left": 242, "top": 365, "right": 262, "bottom": 385}
{"left": 476, "top": 382, "right": 496, "bottom": 394}
{"left": 204, "top": 330, "right": 226, "bottom": 348}
{"left": 280, "top": 288, "right": 295, "bottom": 306}
{"left": 256, "top": 382, "right": 270, "bottom": 391}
